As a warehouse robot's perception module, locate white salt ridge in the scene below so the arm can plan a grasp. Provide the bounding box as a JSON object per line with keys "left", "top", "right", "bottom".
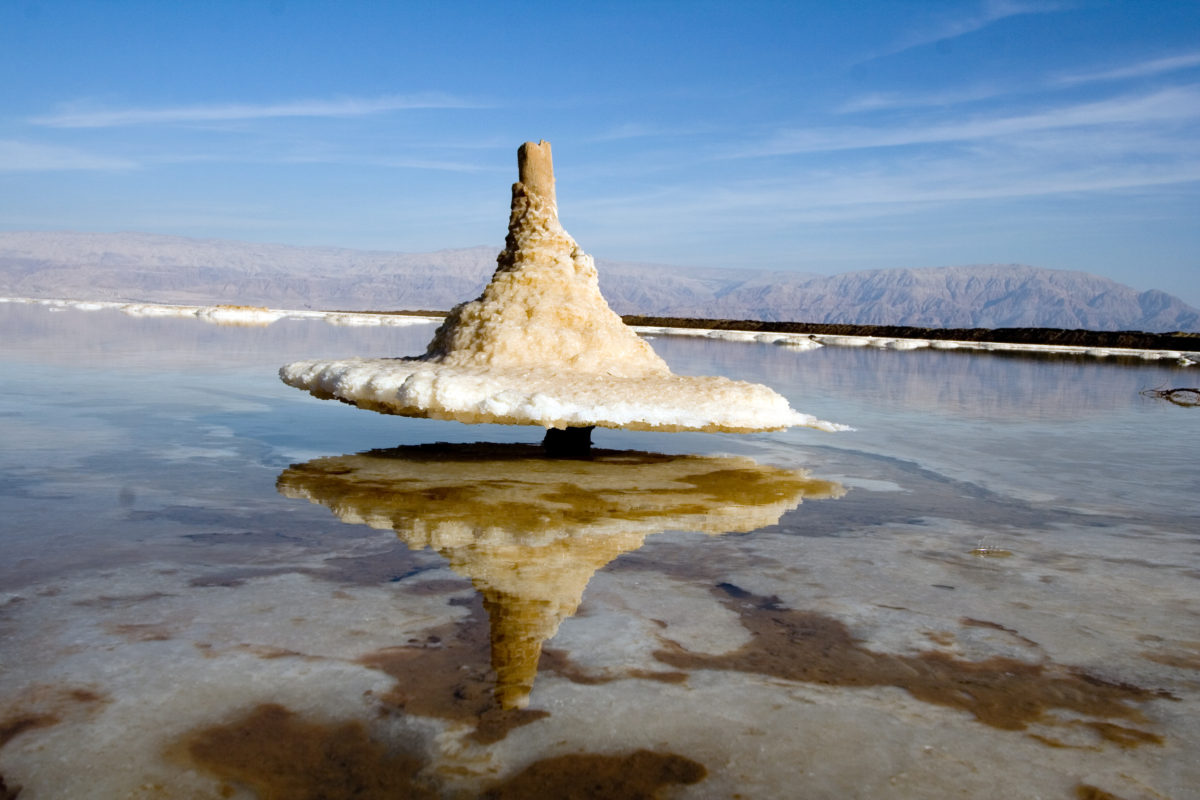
{"left": 7, "top": 295, "right": 1196, "bottom": 366}
{"left": 122, "top": 302, "right": 201, "bottom": 319}
{"left": 195, "top": 305, "right": 288, "bottom": 325}
{"left": 0, "top": 295, "right": 443, "bottom": 328}
{"left": 633, "top": 325, "right": 1200, "bottom": 365}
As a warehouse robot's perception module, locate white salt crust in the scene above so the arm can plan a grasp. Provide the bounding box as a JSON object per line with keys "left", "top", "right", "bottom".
{"left": 634, "top": 325, "right": 1200, "bottom": 364}
{"left": 0, "top": 296, "right": 443, "bottom": 328}
{"left": 280, "top": 358, "right": 844, "bottom": 432}
{"left": 6, "top": 296, "right": 1196, "bottom": 365}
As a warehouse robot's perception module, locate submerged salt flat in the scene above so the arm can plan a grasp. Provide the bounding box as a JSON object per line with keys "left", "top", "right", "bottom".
{"left": 1, "top": 301, "right": 1198, "bottom": 799}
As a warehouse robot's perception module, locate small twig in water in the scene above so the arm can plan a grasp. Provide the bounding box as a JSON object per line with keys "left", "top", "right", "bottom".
{"left": 1140, "top": 386, "right": 1200, "bottom": 407}
{"left": 970, "top": 537, "right": 1013, "bottom": 558}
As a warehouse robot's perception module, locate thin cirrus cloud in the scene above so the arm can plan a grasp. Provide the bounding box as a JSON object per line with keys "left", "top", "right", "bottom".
{"left": 130, "top": 149, "right": 496, "bottom": 173}
{"left": 607, "top": 156, "right": 1200, "bottom": 230}
{"left": 0, "top": 139, "right": 136, "bottom": 171}
{"left": 613, "top": 113, "right": 1200, "bottom": 227}
{"left": 838, "top": 51, "right": 1200, "bottom": 115}
{"left": 30, "top": 93, "right": 484, "bottom": 128}
{"left": 1053, "top": 51, "right": 1200, "bottom": 87}
{"left": 786, "top": 160, "right": 1200, "bottom": 210}
{"left": 286, "top": 154, "right": 497, "bottom": 173}
{"left": 744, "top": 86, "right": 1200, "bottom": 156}
{"left": 589, "top": 122, "right": 668, "bottom": 142}
{"left": 834, "top": 85, "right": 1010, "bottom": 114}
{"left": 860, "top": 0, "right": 1070, "bottom": 62}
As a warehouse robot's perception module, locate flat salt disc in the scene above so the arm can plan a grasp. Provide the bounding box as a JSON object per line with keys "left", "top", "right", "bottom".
{"left": 280, "top": 358, "right": 847, "bottom": 433}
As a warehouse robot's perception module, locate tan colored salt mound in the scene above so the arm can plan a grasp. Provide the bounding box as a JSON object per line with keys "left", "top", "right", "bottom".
{"left": 281, "top": 140, "right": 847, "bottom": 433}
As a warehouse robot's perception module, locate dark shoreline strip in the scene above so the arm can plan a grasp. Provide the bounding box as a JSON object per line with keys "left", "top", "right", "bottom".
{"left": 290, "top": 306, "right": 1200, "bottom": 351}
{"left": 620, "top": 315, "right": 1200, "bottom": 352}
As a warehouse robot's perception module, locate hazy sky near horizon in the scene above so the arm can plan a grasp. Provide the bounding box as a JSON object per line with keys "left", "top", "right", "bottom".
{"left": 2, "top": 1, "right": 1199, "bottom": 305}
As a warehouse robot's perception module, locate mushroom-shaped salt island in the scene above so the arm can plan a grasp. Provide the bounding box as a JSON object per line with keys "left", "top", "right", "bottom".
{"left": 281, "top": 141, "right": 847, "bottom": 449}
{"left": 277, "top": 444, "right": 845, "bottom": 711}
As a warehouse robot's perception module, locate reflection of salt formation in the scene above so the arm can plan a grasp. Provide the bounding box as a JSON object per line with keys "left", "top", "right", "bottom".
{"left": 281, "top": 141, "right": 846, "bottom": 435}
{"left": 277, "top": 444, "right": 843, "bottom": 708}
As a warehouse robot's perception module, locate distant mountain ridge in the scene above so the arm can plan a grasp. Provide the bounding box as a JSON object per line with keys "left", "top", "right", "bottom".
{"left": 1, "top": 231, "right": 1196, "bottom": 332}
{"left": 646, "top": 265, "right": 1200, "bottom": 332}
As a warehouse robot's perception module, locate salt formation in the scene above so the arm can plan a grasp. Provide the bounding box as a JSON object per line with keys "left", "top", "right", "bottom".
{"left": 281, "top": 141, "right": 847, "bottom": 439}
{"left": 196, "top": 304, "right": 286, "bottom": 326}
{"left": 277, "top": 444, "right": 844, "bottom": 708}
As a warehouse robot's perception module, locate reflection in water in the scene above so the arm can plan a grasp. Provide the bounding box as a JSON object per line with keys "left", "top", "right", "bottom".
{"left": 5, "top": 302, "right": 1198, "bottom": 799}
{"left": 657, "top": 335, "right": 1194, "bottom": 421}
{"left": 277, "top": 444, "right": 843, "bottom": 709}
{"left": 0, "top": 302, "right": 436, "bottom": 369}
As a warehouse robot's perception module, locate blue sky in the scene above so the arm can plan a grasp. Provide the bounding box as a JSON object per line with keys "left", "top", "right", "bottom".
{"left": 2, "top": 0, "right": 1199, "bottom": 305}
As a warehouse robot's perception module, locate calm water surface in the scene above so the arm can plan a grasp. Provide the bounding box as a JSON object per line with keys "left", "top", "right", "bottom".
{"left": 1, "top": 302, "right": 1197, "bottom": 799}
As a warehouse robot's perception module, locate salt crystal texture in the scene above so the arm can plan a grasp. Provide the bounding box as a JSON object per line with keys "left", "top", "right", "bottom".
{"left": 281, "top": 141, "right": 847, "bottom": 433}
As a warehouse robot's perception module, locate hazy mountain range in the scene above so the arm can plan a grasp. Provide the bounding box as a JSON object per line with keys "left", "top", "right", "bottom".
{"left": 2, "top": 231, "right": 1196, "bottom": 332}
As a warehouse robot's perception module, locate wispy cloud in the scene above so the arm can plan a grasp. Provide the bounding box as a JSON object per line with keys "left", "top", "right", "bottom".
{"left": 835, "top": 85, "right": 1009, "bottom": 113}
{"left": 0, "top": 140, "right": 136, "bottom": 171}
{"left": 288, "top": 154, "right": 497, "bottom": 173}
{"left": 31, "top": 93, "right": 484, "bottom": 128}
{"left": 581, "top": 104, "right": 1200, "bottom": 234}
{"left": 589, "top": 122, "right": 666, "bottom": 142}
{"left": 796, "top": 159, "right": 1200, "bottom": 210}
{"left": 130, "top": 149, "right": 498, "bottom": 173}
{"left": 1054, "top": 51, "right": 1200, "bottom": 86}
{"left": 745, "top": 86, "right": 1200, "bottom": 156}
{"left": 588, "top": 122, "right": 703, "bottom": 142}
{"left": 840, "top": 50, "right": 1200, "bottom": 114}
{"left": 865, "top": 0, "right": 1071, "bottom": 61}
{"left": 591, "top": 154, "right": 1200, "bottom": 233}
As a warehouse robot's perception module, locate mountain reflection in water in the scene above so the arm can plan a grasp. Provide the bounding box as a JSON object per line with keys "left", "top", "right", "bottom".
{"left": 277, "top": 443, "right": 844, "bottom": 710}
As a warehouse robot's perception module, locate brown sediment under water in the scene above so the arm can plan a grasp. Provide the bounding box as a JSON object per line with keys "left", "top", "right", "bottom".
{"left": 477, "top": 749, "right": 707, "bottom": 800}
{"left": 356, "top": 596, "right": 548, "bottom": 744}
{"left": 0, "top": 686, "right": 110, "bottom": 800}
{"left": 179, "top": 703, "right": 706, "bottom": 800}
{"left": 0, "top": 713, "right": 60, "bottom": 751}
{"left": 1140, "top": 649, "right": 1200, "bottom": 672}
{"left": 539, "top": 648, "right": 691, "bottom": 687}
{"left": 180, "top": 703, "right": 436, "bottom": 800}
{"left": 652, "top": 583, "right": 1175, "bottom": 743}
{"left": 0, "top": 686, "right": 108, "bottom": 749}
{"left": 1075, "top": 784, "right": 1128, "bottom": 800}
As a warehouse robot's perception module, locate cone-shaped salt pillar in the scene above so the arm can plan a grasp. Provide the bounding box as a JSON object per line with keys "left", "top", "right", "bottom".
{"left": 421, "top": 140, "right": 668, "bottom": 378}
{"left": 280, "top": 141, "right": 848, "bottom": 434}
{"left": 276, "top": 444, "right": 844, "bottom": 708}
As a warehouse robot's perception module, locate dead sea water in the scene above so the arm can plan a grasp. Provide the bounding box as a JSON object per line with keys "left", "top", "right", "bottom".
{"left": 0, "top": 301, "right": 1197, "bottom": 799}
